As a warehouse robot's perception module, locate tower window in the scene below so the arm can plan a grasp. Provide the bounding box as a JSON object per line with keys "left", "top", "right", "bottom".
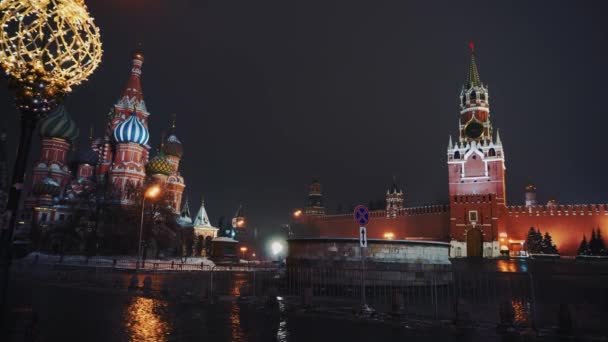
{"left": 454, "top": 151, "right": 460, "bottom": 159}
{"left": 470, "top": 91, "right": 477, "bottom": 101}
{"left": 488, "top": 148, "right": 496, "bottom": 157}
{"left": 480, "top": 93, "right": 486, "bottom": 101}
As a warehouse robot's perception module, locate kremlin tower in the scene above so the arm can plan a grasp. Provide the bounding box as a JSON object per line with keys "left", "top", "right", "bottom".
{"left": 385, "top": 177, "right": 404, "bottom": 218}
{"left": 304, "top": 179, "right": 325, "bottom": 216}
{"left": 447, "top": 43, "right": 505, "bottom": 257}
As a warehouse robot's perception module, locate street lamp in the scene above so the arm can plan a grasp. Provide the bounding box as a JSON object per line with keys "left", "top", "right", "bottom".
{"left": 137, "top": 185, "right": 161, "bottom": 271}
{"left": 271, "top": 241, "right": 283, "bottom": 259}
{"left": 0, "top": 0, "right": 102, "bottom": 316}
{"left": 240, "top": 246, "right": 248, "bottom": 260}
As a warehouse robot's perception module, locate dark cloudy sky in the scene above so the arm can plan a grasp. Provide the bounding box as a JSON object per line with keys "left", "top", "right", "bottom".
{"left": 1, "top": 0, "right": 608, "bottom": 238}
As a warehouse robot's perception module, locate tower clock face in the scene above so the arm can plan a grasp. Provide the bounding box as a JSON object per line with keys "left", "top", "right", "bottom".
{"left": 464, "top": 121, "right": 484, "bottom": 139}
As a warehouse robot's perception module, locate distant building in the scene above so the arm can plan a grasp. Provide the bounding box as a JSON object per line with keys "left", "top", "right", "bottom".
{"left": 295, "top": 46, "right": 607, "bottom": 257}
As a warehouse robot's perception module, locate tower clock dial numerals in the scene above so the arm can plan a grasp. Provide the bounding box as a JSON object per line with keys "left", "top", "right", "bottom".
{"left": 464, "top": 121, "right": 484, "bottom": 139}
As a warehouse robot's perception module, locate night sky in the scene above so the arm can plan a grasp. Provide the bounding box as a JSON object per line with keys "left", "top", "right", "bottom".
{"left": 1, "top": 0, "right": 608, "bottom": 239}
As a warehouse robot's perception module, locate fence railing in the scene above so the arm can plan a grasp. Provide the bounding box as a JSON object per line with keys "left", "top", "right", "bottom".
{"left": 9, "top": 261, "right": 608, "bottom": 334}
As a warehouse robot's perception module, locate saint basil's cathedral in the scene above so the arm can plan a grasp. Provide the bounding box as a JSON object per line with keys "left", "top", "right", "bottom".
{"left": 295, "top": 46, "right": 608, "bottom": 257}
{"left": 15, "top": 50, "right": 221, "bottom": 248}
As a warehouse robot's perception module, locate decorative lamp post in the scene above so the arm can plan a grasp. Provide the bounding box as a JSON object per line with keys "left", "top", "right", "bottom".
{"left": 137, "top": 185, "right": 160, "bottom": 271}
{"left": 0, "top": 0, "right": 102, "bottom": 313}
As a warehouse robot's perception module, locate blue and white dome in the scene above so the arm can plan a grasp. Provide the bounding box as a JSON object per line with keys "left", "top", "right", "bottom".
{"left": 113, "top": 111, "right": 149, "bottom": 145}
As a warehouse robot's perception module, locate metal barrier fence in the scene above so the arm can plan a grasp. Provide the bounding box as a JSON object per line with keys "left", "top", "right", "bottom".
{"left": 9, "top": 261, "right": 608, "bottom": 334}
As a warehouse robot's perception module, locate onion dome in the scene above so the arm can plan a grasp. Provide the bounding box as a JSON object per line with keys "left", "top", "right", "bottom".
{"left": 146, "top": 152, "right": 173, "bottom": 176}
{"left": 39, "top": 105, "right": 79, "bottom": 142}
{"left": 113, "top": 111, "right": 149, "bottom": 145}
{"left": 32, "top": 177, "right": 61, "bottom": 197}
{"left": 162, "top": 134, "right": 183, "bottom": 158}
{"left": 77, "top": 145, "right": 99, "bottom": 166}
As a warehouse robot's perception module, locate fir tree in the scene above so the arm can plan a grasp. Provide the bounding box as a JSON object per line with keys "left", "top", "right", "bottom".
{"left": 596, "top": 228, "right": 606, "bottom": 256}
{"left": 541, "top": 232, "right": 558, "bottom": 254}
{"left": 589, "top": 229, "right": 599, "bottom": 255}
{"left": 525, "top": 227, "right": 543, "bottom": 254}
{"left": 578, "top": 235, "right": 590, "bottom": 256}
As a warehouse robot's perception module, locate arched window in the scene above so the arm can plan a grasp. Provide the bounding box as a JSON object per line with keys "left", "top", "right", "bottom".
{"left": 480, "top": 93, "right": 486, "bottom": 101}
{"left": 454, "top": 151, "right": 461, "bottom": 159}
{"left": 470, "top": 91, "right": 477, "bottom": 101}
{"left": 488, "top": 148, "right": 496, "bottom": 157}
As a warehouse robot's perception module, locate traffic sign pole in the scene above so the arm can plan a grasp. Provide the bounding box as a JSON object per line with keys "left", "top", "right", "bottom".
{"left": 353, "top": 205, "right": 373, "bottom": 315}
{"left": 360, "top": 228, "right": 367, "bottom": 309}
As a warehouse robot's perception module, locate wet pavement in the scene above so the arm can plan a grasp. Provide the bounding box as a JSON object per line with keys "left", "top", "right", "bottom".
{"left": 4, "top": 258, "right": 608, "bottom": 341}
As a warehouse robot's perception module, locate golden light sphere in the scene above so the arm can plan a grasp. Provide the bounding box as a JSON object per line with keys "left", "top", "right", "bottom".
{"left": 0, "top": 0, "right": 103, "bottom": 92}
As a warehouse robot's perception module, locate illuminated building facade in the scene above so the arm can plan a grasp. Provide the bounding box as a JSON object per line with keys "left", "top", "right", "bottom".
{"left": 295, "top": 46, "right": 607, "bottom": 257}
{"left": 22, "top": 50, "right": 186, "bottom": 227}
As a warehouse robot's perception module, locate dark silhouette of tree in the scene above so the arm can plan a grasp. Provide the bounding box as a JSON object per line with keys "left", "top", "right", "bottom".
{"left": 541, "top": 232, "right": 558, "bottom": 254}
{"left": 180, "top": 227, "right": 194, "bottom": 258}
{"left": 194, "top": 235, "right": 204, "bottom": 256}
{"left": 525, "top": 227, "right": 543, "bottom": 254}
{"left": 578, "top": 235, "right": 590, "bottom": 255}
{"left": 588, "top": 228, "right": 606, "bottom": 256}
{"left": 596, "top": 228, "right": 606, "bottom": 256}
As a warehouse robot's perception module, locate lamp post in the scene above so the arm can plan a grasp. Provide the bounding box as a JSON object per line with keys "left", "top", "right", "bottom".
{"left": 0, "top": 0, "right": 102, "bottom": 319}
{"left": 137, "top": 185, "right": 160, "bottom": 271}
{"left": 240, "top": 246, "right": 248, "bottom": 260}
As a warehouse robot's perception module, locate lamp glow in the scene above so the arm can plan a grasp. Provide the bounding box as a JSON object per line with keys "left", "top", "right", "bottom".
{"left": 271, "top": 241, "right": 283, "bottom": 256}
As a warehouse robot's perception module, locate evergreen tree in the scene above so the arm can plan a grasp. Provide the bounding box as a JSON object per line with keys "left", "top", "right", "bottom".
{"left": 541, "top": 232, "right": 558, "bottom": 254}
{"left": 194, "top": 235, "right": 204, "bottom": 256}
{"left": 596, "top": 228, "right": 606, "bottom": 256}
{"left": 578, "top": 235, "right": 589, "bottom": 256}
{"left": 589, "top": 229, "right": 599, "bottom": 255}
{"left": 525, "top": 227, "right": 542, "bottom": 254}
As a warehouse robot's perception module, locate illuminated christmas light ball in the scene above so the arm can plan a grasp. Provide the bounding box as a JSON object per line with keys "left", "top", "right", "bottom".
{"left": 0, "top": 0, "right": 103, "bottom": 96}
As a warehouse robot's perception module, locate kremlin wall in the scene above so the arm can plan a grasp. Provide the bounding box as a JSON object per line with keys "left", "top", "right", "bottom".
{"left": 294, "top": 47, "right": 607, "bottom": 257}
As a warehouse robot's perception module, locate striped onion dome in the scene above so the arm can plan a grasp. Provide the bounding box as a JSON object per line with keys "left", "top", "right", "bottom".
{"left": 146, "top": 152, "right": 173, "bottom": 176}
{"left": 162, "top": 134, "right": 183, "bottom": 158}
{"left": 113, "top": 111, "right": 149, "bottom": 145}
{"left": 39, "top": 105, "right": 79, "bottom": 142}
{"left": 32, "top": 177, "right": 61, "bottom": 197}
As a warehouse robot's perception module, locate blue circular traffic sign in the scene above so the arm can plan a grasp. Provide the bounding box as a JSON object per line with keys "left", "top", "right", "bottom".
{"left": 353, "top": 205, "right": 370, "bottom": 226}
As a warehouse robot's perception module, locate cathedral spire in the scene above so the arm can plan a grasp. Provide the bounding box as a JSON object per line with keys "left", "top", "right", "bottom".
{"left": 121, "top": 49, "right": 145, "bottom": 103}
{"left": 193, "top": 197, "right": 212, "bottom": 227}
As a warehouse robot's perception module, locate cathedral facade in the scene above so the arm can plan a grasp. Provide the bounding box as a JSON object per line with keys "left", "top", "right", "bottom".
{"left": 295, "top": 47, "right": 608, "bottom": 257}
{"left": 21, "top": 50, "right": 186, "bottom": 230}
